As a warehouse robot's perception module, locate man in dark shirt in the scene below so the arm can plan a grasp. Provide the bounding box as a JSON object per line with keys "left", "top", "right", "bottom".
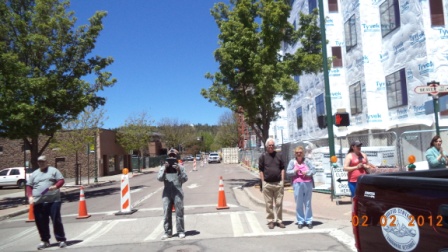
{"left": 259, "top": 138, "right": 285, "bottom": 229}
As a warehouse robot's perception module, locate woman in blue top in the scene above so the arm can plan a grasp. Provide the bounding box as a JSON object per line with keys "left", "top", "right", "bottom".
{"left": 425, "top": 135, "right": 448, "bottom": 169}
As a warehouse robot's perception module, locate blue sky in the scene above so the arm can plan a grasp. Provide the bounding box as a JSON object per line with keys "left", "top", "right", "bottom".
{"left": 69, "top": 1, "right": 230, "bottom": 129}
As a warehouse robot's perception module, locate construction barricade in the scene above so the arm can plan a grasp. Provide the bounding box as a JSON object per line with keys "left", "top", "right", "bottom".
{"left": 115, "top": 168, "right": 138, "bottom": 215}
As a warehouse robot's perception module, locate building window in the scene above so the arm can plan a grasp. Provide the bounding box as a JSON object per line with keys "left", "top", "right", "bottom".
{"left": 308, "top": 0, "right": 317, "bottom": 14}
{"left": 296, "top": 107, "right": 303, "bottom": 129}
{"left": 331, "top": 46, "right": 343, "bottom": 67}
{"left": 293, "top": 75, "right": 300, "bottom": 83}
{"left": 386, "top": 69, "right": 408, "bottom": 109}
{"left": 349, "top": 82, "right": 362, "bottom": 115}
{"left": 380, "top": 0, "right": 400, "bottom": 37}
{"left": 344, "top": 15, "right": 357, "bottom": 52}
{"left": 430, "top": 0, "right": 445, "bottom": 26}
{"left": 328, "top": 0, "right": 338, "bottom": 12}
{"left": 315, "top": 93, "right": 325, "bottom": 116}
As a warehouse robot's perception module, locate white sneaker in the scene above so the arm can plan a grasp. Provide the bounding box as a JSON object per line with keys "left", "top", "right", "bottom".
{"left": 179, "top": 233, "right": 186, "bottom": 239}
{"left": 59, "top": 241, "right": 67, "bottom": 248}
{"left": 37, "top": 241, "right": 50, "bottom": 250}
{"left": 161, "top": 234, "right": 172, "bottom": 240}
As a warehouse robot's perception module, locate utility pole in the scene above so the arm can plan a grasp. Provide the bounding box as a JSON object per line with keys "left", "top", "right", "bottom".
{"left": 318, "top": 0, "right": 335, "bottom": 157}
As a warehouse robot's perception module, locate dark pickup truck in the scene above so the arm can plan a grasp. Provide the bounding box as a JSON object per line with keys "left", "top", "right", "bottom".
{"left": 352, "top": 169, "right": 448, "bottom": 252}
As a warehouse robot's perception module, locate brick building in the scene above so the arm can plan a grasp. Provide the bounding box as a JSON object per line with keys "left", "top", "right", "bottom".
{"left": 0, "top": 129, "right": 164, "bottom": 179}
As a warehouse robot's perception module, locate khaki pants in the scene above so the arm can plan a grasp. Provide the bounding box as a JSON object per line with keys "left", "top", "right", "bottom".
{"left": 262, "top": 181, "right": 284, "bottom": 223}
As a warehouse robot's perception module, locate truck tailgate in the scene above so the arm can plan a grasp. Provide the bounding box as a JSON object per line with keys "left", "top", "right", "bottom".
{"left": 354, "top": 169, "right": 448, "bottom": 251}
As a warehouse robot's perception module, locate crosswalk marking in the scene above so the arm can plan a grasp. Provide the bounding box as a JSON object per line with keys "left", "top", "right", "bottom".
{"left": 230, "top": 212, "right": 244, "bottom": 237}
{"left": 0, "top": 227, "right": 35, "bottom": 250}
{"left": 144, "top": 220, "right": 164, "bottom": 241}
{"left": 72, "top": 221, "right": 104, "bottom": 241}
{"left": 245, "top": 211, "right": 264, "bottom": 235}
{"left": 0, "top": 210, "right": 355, "bottom": 251}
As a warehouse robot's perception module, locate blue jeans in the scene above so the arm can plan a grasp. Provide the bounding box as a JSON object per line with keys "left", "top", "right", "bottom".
{"left": 293, "top": 182, "right": 313, "bottom": 225}
{"left": 33, "top": 202, "right": 66, "bottom": 242}
{"left": 348, "top": 182, "right": 357, "bottom": 198}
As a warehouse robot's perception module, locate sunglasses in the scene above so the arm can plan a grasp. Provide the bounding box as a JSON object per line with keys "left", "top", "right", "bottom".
{"left": 295, "top": 152, "right": 303, "bottom": 154}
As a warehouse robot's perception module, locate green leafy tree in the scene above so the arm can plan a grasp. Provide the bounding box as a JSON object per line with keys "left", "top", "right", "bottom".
{"left": 214, "top": 111, "right": 239, "bottom": 149}
{"left": 157, "top": 118, "right": 196, "bottom": 151}
{"left": 116, "top": 112, "right": 153, "bottom": 168}
{"left": 50, "top": 107, "right": 106, "bottom": 183}
{"left": 0, "top": 0, "right": 116, "bottom": 168}
{"left": 201, "top": 0, "right": 323, "bottom": 146}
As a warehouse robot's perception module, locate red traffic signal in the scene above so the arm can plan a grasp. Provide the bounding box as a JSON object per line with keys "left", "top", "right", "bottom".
{"left": 334, "top": 112, "right": 350, "bottom": 127}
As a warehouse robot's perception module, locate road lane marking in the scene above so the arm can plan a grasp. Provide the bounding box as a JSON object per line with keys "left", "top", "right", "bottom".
{"left": 132, "top": 186, "right": 163, "bottom": 208}
{"left": 144, "top": 220, "right": 164, "bottom": 241}
{"left": 81, "top": 219, "right": 135, "bottom": 244}
{"left": 0, "top": 227, "right": 35, "bottom": 250}
{"left": 245, "top": 211, "right": 264, "bottom": 235}
{"left": 186, "top": 183, "right": 199, "bottom": 189}
{"left": 72, "top": 221, "right": 104, "bottom": 241}
{"left": 230, "top": 212, "right": 244, "bottom": 237}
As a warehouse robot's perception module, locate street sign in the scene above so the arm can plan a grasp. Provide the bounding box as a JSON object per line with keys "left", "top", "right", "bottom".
{"left": 331, "top": 167, "right": 351, "bottom": 196}
{"left": 414, "top": 85, "right": 448, "bottom": 95}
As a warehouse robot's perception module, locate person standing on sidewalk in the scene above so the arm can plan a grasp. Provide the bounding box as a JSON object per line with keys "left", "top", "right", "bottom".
{"left": 286, "top": 146, "right": 316, "bottom": 229}
{"left": 157, "top": 148, "right": 188, "bottom": 240}
{"left": 259, "top": 138, "right": 285, "bottom": 229}
{"left": 26, "top": 155, "right": 67, "bottom": 250}
{"left": 425, "top": 135, "right": 448, "bottom": 169}
{"left": 343, "top": 140, "right": 376, "bottom": 198}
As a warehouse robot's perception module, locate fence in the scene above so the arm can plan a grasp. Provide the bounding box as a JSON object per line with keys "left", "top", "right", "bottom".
{"left": 399, "top": 129, "right": 448, "bottom": 169}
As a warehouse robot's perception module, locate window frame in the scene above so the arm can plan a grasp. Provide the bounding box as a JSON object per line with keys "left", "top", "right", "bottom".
{"left": 349, "top": 82, "right": 363, "bottom": 115}
{"left": 344, "top": 15, "right": 357, "bottom": 52}
{"left": 429, "top": 0, "right": 445, "bottom": 26}
{"left": 328, "top": 0, "right": 338, "bottom": 13}
{"left": 386, "top": 68, "right": 408, "bottom": 109}
{"left": 296, "top": 107, "right": 303, "bottom": 129}
{"left": 308, "top": 0, "right": 317, "bottom": 14}
{"left": 380, "top": 0, "right": 401, "bottom": 37}
{"left": 315, "top": 93, "right": 325, "bottom": 116}
{"left": 331, "top": 46, "right": 343, "bottom": 67}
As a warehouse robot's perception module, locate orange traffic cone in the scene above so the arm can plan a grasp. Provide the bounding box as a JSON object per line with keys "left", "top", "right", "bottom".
{"left": 216, "top": 176, "right": 229, "bottom": 210}
{"left": 26, "top": 204, "right": 35, "bottom": 222}
{"left": 172, "top": 204, "right": 175, "bottom": 212}
{"left": 76, "top": 186, "right": 91, "bottom": 219}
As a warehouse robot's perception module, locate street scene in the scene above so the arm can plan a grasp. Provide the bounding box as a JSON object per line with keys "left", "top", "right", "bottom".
{"left": 2, "top": 0, "right": 448, "bottom": 251}
{"left": 0, "top": 162, "right": 354, "bottom": 252}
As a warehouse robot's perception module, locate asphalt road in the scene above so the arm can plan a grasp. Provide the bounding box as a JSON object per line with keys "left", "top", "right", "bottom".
{"left": 0, "top": 163, "right": 355, "bottom": 252}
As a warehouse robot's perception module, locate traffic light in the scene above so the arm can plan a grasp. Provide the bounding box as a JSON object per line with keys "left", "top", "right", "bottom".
{"left": 334, "top": 112, "right": 350, "bottom": 127}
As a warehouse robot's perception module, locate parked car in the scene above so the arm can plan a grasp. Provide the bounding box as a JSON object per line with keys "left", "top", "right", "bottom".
{"left": 0, "top": 167, "right": 32, "bottom": 189}
{"left": 195, "top": 154, "right": 201, "bottom": 160}
{"left": 182, "top": 155, "right": 194, "bottom": 161}
{"left": 208, "top": 152, "right": 221, "bottom": 163}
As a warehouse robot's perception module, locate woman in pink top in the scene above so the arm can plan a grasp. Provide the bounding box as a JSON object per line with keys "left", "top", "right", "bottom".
{"left": 286, "top": 146, "right": 316, "bottom": 229}
{"left": 343, "top": 140, "right": 376, "bottom": 198}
